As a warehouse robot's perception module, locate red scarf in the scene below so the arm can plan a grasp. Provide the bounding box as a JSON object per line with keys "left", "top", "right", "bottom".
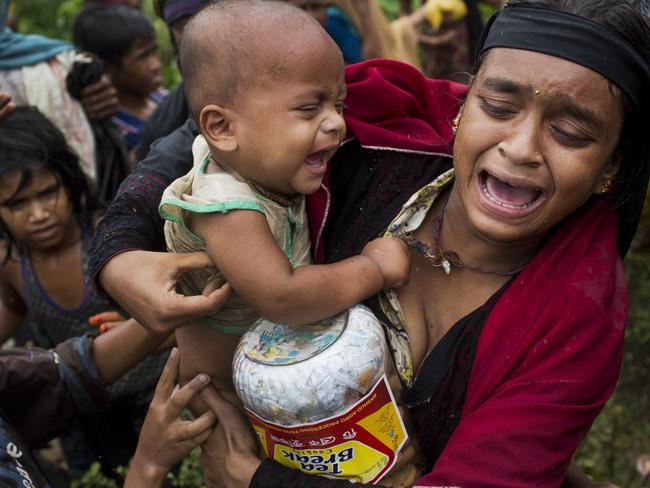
{"left": 418, "top": 199, "right": 626, "bottom": 487}
{"left": 307, "top": 59, "right": 467, "bottom": 261}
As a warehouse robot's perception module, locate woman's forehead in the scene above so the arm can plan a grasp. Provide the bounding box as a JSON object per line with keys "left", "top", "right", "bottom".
{"left": 0, "top": 165, "right": 56, "bottom": 196}
{"left": 476, "top": 48, "right": 621, "bottom": 110}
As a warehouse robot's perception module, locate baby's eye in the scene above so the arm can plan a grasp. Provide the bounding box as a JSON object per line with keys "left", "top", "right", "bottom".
{"left": 297, "top": 105, "right": 319, "bottom": 114}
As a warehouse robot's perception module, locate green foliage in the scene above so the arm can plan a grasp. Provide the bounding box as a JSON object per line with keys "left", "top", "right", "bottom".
{"left": 168, "top": 448, "right": 205, "bottom": 487}
{"left": 574, "top": 250, "right": 650, "bottom": 487}
{"left": 12, "top": 0, "right": 181, "bottom": 89}
{"left": 13, "top": 0, "right": 82, "bottom": 42}
{"left": 72, "top": 449, "right": 205, "bottom": 488}
{"left": 71, "top": 462, "right": 120, "bottom": 488}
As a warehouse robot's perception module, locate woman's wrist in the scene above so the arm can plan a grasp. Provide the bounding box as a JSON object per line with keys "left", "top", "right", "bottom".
{"left": 124, "top": 454, "right": 168, "bottom": 487}
{"left": 225, "top": 455, "right": 262, "bottom": 487}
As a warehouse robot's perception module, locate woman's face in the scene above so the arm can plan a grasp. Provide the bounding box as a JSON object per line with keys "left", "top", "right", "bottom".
{"left": 452, "top": 48, "right": 625, "bottom": 248}
{"left": 0, "top": 166, "right": 76, "bottom": 252}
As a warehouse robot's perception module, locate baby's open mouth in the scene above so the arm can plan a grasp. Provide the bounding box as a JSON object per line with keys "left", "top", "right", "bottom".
{"left": 305, "top": 150, "right": 328, "bottom": 166}
{"left": 481, "top": 171, "right": 544, "bottom": 209}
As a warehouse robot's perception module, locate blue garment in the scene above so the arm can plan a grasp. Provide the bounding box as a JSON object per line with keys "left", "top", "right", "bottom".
{"left": 326, "top": 5, "right": 362, "bottom": 64}
{"left": 0, "top": 0, "right": 71, "bottom": 70}
{"left": 113, "top": 91, "right": 166, "bottom": 151}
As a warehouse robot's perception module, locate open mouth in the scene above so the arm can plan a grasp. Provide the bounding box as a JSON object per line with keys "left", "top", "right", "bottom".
{"left": 480, "top": 171, "right": 544, "bottom": 210}
{"left": 305, "top": 149, "right": 329, "bottom": 166}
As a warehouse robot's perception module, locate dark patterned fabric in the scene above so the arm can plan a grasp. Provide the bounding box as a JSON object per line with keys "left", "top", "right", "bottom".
{"left": 21, "top": 233, "right": 105, "bottom": 348}
{"left": 405, "top": 284, "right": 509, "bottom": 472}
{"left": 324, "top": 141, "right": 453, "bottom": 263}
{"left": 89, "top": 120, "right": 197, "bottom": 291}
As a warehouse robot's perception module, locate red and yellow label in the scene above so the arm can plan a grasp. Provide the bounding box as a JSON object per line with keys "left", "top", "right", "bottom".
{"left": 246, "top": 375, "right": 407, "bottom": 483}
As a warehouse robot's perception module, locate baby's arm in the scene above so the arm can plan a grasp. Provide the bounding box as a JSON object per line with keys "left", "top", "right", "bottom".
{"left": 191, "top": 209, "right": 409, "bottom": 325}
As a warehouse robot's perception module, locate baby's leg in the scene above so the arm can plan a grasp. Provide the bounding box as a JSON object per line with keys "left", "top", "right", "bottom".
{"left": 175, "top": 322, "right": 242, "bottom": 415}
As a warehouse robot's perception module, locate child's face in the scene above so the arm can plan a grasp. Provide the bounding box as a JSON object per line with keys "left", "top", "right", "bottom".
{"left": 110, "top": 38, "right": 162, "bottom": 96}
{"left": 0, "top": 166, "right": 77, "bottom": 252}
{"left": 225, "top": 41, "right": 346, "bottom": 196}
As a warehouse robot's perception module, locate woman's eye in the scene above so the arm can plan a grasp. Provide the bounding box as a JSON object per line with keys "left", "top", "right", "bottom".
{"left": 479, "top": 98, "right": 516, "bottom": 118}
{"left": 551, "top": 125, "right": 591, "bottom": 148}
{"left": 4, "top": 200, "right": 27, "bottom": 212}
{"left": 335, "top": 101, "right": 347, "bottom": 114}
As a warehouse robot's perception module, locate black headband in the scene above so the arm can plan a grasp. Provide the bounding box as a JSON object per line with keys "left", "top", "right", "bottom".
{"left": 478, "top": 5, "right": 650, "bottom": 111}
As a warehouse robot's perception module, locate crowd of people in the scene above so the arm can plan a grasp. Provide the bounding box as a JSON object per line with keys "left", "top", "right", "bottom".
{"left": 1, "top": 0, "right": 649, "bottom": 487}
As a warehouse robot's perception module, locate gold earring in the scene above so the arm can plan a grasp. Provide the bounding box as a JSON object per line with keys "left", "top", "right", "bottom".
{"left": 452, "top": 111, "right": 461, "bottom": 134}
{"left": 600, "top": 178, "right": 613, "bottom": 194}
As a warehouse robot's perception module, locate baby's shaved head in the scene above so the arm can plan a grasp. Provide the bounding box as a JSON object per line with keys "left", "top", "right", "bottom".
{"left": 180, "top": 0, "right": 340, "bottom": 121}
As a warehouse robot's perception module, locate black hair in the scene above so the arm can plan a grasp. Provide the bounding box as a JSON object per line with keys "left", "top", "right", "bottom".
{"left": 474, "top": 0, "right": 650, "bottom": 255}
{"left": 0, "top": 107, "right": 97, "bottom": 259}
{"left": 73, "top": 4, "right": 155, "bottom": 65}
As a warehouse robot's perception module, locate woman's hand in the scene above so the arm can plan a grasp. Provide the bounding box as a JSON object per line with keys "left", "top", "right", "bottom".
{"left": 125, "top": 348, "right": 217, "bottom": 487}
{"left": 0, "top": 93, "right": 16, "bottom": 120}
{"left": 361, "top": 236, "right": 411, "bottom": 289}
{"left": 98, "top": 250, "right": 231, "bottom": 334}
{"left": 199, "top": 387, "right": 262, "bottom": 488}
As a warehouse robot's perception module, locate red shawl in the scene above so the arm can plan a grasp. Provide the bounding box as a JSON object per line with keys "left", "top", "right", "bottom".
{"left": 309, "top": 59, "right": 627, "bottom": 487}
{"left": 306, "top": 59, "right": 467, "bottom": 262}
{"left": 418, "top": 199, "right": 626, "bottom": 487}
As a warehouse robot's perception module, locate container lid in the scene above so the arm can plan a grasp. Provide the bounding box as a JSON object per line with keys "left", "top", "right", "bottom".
{"left": 240, "top": 310, "right": 348, "bottom": 365}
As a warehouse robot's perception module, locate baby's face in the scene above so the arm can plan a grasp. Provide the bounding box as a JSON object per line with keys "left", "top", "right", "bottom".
{"left": 227, "top": 39, "right": 346, "bottom": 196}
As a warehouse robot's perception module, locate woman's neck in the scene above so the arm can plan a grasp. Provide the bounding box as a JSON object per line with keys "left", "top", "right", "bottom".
{"left": 438, "top": 188, "right": 542, "bottom": 274}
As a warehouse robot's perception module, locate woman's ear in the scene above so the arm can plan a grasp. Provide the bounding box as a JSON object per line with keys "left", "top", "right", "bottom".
{"left": 200, "top": 104, "right": 238, "bottom": 152}
{"left": 597, "top": 152, "right": 623, "bottom": 195}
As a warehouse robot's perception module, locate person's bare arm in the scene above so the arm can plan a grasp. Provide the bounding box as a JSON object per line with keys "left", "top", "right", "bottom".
{"left": 0, "top": 277, "right": 26, "bottom": 345}
{"left": 352, "top": 0, "right": 386, "bottom": 60}
{"left": 91, "top": 318, "right": 171, "bottom": 385}
{"left": 124, "top": 349, "right": 216, "bottom": 488}
{"left": 192, "top": 209, "right": 409, "bottom": 325}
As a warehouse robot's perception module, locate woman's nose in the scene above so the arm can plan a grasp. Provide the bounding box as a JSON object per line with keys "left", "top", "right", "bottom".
{"left": 27, "top": 200, "right": 51, "bottom": 222}
{"left": 497, "top": 114, "right": 544, "bottom": 168}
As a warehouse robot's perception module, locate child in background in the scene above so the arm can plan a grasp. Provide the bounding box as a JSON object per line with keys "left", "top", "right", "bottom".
{"left": 0, "top": 106, "right": 168, "bottom": 480}
{"left": 73, "top": 4, "right": 164, "bottom": 161}
{"left": 160, "top": 0, "right": 409, "bottom": 415}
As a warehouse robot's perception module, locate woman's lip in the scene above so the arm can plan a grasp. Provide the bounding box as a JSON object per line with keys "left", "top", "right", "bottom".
{"left": 476, "top": 171, "right": 546, "bottom": 219}
{"left": 30, "top": 224, "right": 58, "bottom": 240}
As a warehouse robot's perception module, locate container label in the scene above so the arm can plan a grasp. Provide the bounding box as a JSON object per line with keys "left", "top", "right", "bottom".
{"left": 246, "top": 374, "right": 407, "bottom": 483}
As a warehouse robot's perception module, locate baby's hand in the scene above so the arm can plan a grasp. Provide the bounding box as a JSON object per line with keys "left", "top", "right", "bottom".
{"left": 361, "top": 237, "right": 411, "bottom": 289}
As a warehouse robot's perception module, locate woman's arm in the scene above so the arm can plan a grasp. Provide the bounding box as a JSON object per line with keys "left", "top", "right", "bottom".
{"left": 89, "top": 121, "right": 229, "bottom": 333}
